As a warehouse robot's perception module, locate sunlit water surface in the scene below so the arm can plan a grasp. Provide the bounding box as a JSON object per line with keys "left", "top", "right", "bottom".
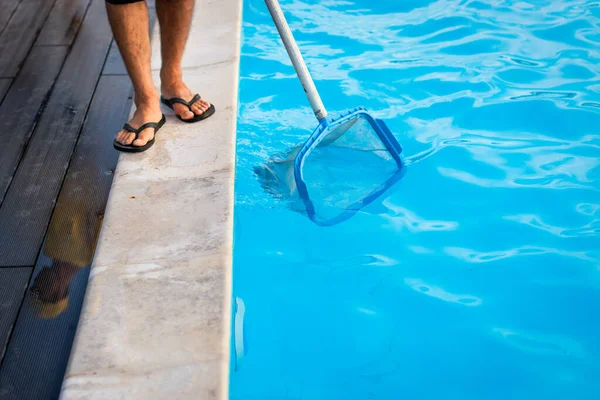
{"left": 230, "top": 1, "right": 600, "bottom": 399}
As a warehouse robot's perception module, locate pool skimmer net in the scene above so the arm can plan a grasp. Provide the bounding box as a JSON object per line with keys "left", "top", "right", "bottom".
{"left": 264, "top": 0, "right": 404, "bottom": 225}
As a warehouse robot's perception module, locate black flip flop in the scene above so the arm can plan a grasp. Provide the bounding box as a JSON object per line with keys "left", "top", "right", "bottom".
{"left": 161, "top": 94, "right": 215, "bottom": 123}
{"left": 113, "top": 114, "right": 166, "bottom": 153}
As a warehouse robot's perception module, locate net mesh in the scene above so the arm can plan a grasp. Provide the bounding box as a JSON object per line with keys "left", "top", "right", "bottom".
{"left": 256, "top": 113, "right": 402, "bottom": 225}
{"left": 300, "top": 115, "right": 400, "bottom": 223}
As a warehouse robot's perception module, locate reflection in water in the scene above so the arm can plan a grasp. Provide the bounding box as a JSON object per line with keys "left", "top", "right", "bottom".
{"left": 28, "top": 262, "right": 80, "bottom": 319}
{"left": 379, "top": 200, "right": 459, "bottom": 232}
{"left": 0, "top": 79, "right": 125, "bottom": 399}
{"left": 576, "top": 202, "right": 600, "bottom": 216}
{"left": 405, "top": 278, "right": 482, "bottom": 306}
{"left": 0, "top": 194, "right": 105, "bottom": 400}
{"left": 444, "top": 245, "right": 598, "bottom": 264}
{"left": 504, "top": 213, "right": 600, "bottom": 238}
{"left": 28, "top": 204, "right": 99, "bottom": 319}
{"left": 0, "top": 184, "right": 109, "bottom": 400}
{"left": 234, "top": 297, "right": 246, "bottom": 371}
{"left": 493, "top": 328, "right": 585, "bottom": 358}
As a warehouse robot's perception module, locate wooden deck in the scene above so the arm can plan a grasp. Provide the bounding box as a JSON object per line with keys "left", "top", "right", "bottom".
{"left": 0, "top": 0, "right": 153, "bottom": 398}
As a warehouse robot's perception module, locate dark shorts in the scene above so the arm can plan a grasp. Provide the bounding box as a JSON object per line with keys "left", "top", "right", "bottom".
{"left": 106, "top": 0, "right": 145, "bottom": 4}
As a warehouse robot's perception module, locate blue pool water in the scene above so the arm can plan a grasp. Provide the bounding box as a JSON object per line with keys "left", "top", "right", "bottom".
{"left": 230, "top": 0, "right": 600, "bottom": 398}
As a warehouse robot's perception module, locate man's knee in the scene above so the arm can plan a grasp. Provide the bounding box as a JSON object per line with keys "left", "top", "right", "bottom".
{"left": 106, "top": 0, "right": 145, "bottom": 4}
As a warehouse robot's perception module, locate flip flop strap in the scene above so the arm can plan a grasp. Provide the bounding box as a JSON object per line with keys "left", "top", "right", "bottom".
{"left": 167, "top": 94, "right": 201, "bottom": 111}
{"left": 123, "top": 120, "right": 162, "bottom": 139}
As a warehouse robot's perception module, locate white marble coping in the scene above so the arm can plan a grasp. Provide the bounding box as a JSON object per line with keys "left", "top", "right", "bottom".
{"left": 60, "top": 0, "right": 241, "bottom": 398}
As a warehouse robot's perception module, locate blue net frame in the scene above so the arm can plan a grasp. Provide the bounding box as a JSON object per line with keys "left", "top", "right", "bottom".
{"left": 293, "top": 108, "right": 405, "bottom": 226}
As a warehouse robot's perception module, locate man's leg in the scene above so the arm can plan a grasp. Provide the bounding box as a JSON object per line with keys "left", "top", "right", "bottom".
{"left": 106, "top": 0, "right": 162, "bottom": 147}
{"left": 156, "top": 0, "right": 211, "bottom": 120}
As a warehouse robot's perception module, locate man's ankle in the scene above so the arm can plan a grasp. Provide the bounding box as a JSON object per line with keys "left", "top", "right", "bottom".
{"left": 134, "top": 91, "right": 160, "bottom": 108}
{"left": 160, "top": 67, "right": 183, "bottom": 87}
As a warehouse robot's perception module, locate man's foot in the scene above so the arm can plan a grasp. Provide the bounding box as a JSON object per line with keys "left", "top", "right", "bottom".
{"left": 161, "top": 81, "right": 211, "bottom": 121}
{"left": 115, "top": 101, "right": 163, "bottom": 147}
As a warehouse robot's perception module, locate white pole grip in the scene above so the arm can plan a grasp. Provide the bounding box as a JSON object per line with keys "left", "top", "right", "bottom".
{"left": 264, "top": 0, "right": 328, "bottom": 120}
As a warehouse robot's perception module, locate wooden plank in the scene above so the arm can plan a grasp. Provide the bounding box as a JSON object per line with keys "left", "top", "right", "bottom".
{"left": 0, "top": 0, "right": 57, "bottom": 78}
{"left": 0, "top": 0, "right": 113, "bottom": 266}
{"left": 36, "top": 0, "right": 92, "bottom": 46}
{"left": 0, "top": 75, "right": 132, "bottom": 400}
{"left": 102, "top": 40, "right": 127, "bottom": 75}
{"left": 102, "top": 8, "right": 157, "bottom": 75}
{"left": 35, "top": 75, "right": 131, "bottom": 268}
{"left": 0, "top": 78, "right": 11, "bottom": 104}
{"left": 0, "top": 267, "right": 31, "bottom": 363}
{"left": 0, "top": 46, "right": 68, "bottom": 206}
{"left": 0, "top": 0, "right": 21, "bottom": 35}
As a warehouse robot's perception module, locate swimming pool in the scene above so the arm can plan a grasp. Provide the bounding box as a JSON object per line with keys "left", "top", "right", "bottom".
{"left": 230, "top": 0, "right": 600, "bottom": 398}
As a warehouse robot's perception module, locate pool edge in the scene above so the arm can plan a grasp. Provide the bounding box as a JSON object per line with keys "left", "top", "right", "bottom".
{"left": 59, "top": 0, "right": 242, "bottom": 398}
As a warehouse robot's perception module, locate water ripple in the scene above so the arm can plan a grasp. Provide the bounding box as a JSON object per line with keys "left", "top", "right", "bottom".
{"left": 405, "top": 278, "right": 482, "bottom": 306}
{"left": 444, "top": 246, "right": 598, "bottom": 264}
{"left": 505, "top": 214, "right": 600, "bottom": 238}
{"left": 233, "top": 0, "right": 600, "bottom": 397}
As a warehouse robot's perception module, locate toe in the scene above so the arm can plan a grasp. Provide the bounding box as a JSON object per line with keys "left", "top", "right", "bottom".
{"left": 193, "top": 99, "right": 211, "bottom": 115}
{"left": 196, "top": 99, "right": 208, "bottom": 111}
{"left": 132, "top": 127, "right": 153, "bottom": 147}
{"left": 172, "top": 103, "right": 194, "bottom": 120}
{"left": 116, "top": 130, "right": 133, "bottom": 145}
{"left": 123, "top": 132, "right": 135, "bottom": 145}
{"left": 191, "top": 102, "right": 204, "bottom": 115}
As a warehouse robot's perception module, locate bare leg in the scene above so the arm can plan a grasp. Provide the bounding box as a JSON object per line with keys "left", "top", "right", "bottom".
{"left": 106, "top": 1, "right": 162, "bottom": 146}
{"left": 156, "top": 0, "right": 211, "bottom": 120}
